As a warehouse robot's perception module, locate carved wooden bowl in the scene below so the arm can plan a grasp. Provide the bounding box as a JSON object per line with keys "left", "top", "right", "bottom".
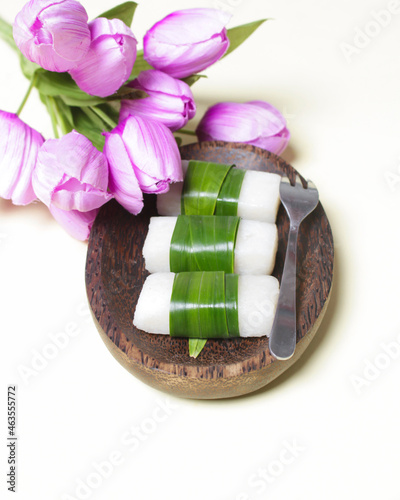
{"left": 85, "top": 141, "right": 334, "bottom": 399}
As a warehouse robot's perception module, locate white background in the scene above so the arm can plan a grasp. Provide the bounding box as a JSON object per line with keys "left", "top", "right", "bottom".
{"left": 1, "top": 0, "right": 400, "bottom": 499}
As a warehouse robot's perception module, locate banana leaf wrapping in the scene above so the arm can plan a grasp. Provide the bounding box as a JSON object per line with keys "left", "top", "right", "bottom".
{"left": 181, "top": 161, "right": 246, "bottom": 216}
{"left": 170, "top": 215, "right": 240, "bottom": 273}
{"left": 170, "top": 271, "right": 240, "bottom": 339}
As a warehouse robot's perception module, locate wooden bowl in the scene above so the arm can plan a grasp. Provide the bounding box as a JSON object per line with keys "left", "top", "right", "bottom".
{"left": 85, "top": 141, "right": 334, "bottom": 399}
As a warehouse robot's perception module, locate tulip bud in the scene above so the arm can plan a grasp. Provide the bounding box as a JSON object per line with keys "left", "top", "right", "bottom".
{"left": 196, "top": 101, "right": 290, "bottom": 155}
{"left": 104, "top": 116, "right": 182, "bottom": 214}
{"left": 143, "top": 9, "right": 231, "bottom": 78}
{"left": 119, "top": 69, "right": 196, "bottom": 131}
{"left": 69, "top": 17, "right": 137, "bottom": 98}
{"left": 0, "top": 111, "right": 44, "bottom": 205}
{"left": 13, "top": 0, "right": 91, "bottom": 73}
{"left": 32, "top": 131, "right": 112, "bottom": 240}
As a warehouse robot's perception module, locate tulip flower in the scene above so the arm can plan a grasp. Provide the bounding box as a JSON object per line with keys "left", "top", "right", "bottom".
{"left": 13, "top": 0, "right": 91, "bottom": 73}
{"left": 49, "top": 205, "right": 99, "bottom": 241}
{"left": 69, "top": 17, "right": 137, "bottom": 98}
{"left": 32, "top": 131, "right": 112, "bottom": 239}
{"left": 196, "top": 101, "right": 290, "bottom": 155}
{"left": 104, "top": 115, "right": 182, "bottom": 214}
{"left": 143, "top": 9, "right": 231, "bottom": 78}
{"left": 0, "top": 111, "right": 44, "bottom": 205}
{"left": 119, "top": 69, "right": 196, "bottom": 131}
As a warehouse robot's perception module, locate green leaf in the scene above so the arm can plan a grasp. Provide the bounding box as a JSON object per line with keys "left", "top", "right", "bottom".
{"left": 174, "top": 135, "right": 183, "bottom": 147}
{"left": 181, "top": 74, "right": 207, "bottom": 87}
{"left": 0, "top": 16, "right": 17, "bottom": 52}
{"left": 35, "top": 71, "right": 107, "bottom": 106}
{"left": 20, "top": 54, "right": 40, "bottom": 80}
{"left": 53, "top": 97, "right": 74, "bottom": 129}
{"left": 41, "top": 94, "right": 61, "bottom": 138}
{"left": 79, "top": 106, "right": 107, "bottom": 130}
{"left": 224, "top": 19, "right": 267, "bottom": 58}
{"left": 129, "top": 50, "right": 152, "bottom": 79}
{"left": 71, "top": 108, "right": 106, "bottom": 151}
{"left": 189, "top": 339, "right": 207, "bottom": 358}
{"left": 97, "top": 1, "right": 138, "bottom": 27}
{"left": 97, "top": 103, "right": 120, "bottom": 125}
{"left": 39, "top": 94, "right": 74, "bottom": 137}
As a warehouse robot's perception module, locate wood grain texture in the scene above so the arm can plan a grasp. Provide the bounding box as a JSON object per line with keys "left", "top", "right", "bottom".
{"left": 85, "top": 141, "right": 334, "bottom": 399}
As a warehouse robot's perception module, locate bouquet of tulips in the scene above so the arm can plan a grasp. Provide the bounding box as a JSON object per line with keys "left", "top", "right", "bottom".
{"left": 0, "top": 0, "right": 289, "bottom": 240}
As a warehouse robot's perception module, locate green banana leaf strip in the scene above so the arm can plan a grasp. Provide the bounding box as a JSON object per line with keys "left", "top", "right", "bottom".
{"left": 215, "top": 167, "right": 246, "bottom": 215}
{"left": 225, "top": 274, "right": 240, "bottom": 337}
{"left": 170, "top": 272, "right": 230, "bottom": 339}
{"left": 188, "top": 338, "right": 207, "bottom": 358}
{"left": 170, "top": 215, "right": 240, "bottom": 273}
{"left": 170, "top": 272, "right": 202, "bottom": 338}
{"left": 98, "top": 1, "right": 138, "bottom": 27}
{"left": 181, "top": 160, "right": 233, "bottom": 215}
{"left": 198, "top": 272, "right": 228, "bottom": 339}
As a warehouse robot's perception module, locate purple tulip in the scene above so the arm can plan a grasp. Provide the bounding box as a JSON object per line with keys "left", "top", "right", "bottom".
{"left": 32, "top": 131, "right": 112, "bottom": 239}
{"left": 49, "top": 205, "right": 99, "bottom": 241}
{"left": 143, "top": 9, "right": 231, "bottom": 78}
{"left": 69, "top": 17, "right": 137, "bottom": 97}
{"left": 104, "top": 115, "right": 182, "bottom": 214}
{"left": 0, "top": 111, "right": 44, "bottom": 205}
{"left": 13, "top": 0, "right": 91, "bottom": 73}
{"left": 119, "top": 69, "right": 196, "bottom": 131}
{"left": 196, "top": 101, "right": 290, "bottom": 155}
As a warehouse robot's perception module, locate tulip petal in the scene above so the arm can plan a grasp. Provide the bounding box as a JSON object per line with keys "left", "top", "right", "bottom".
{"left": 196, "top": 101, "right": 290, "bottom": 155}
{"left": 247, "top": 101, "right": 288, "bottom": 134}
{"left": 104, "top": 115, "right": 182, "bottom": 213}
{"left": 13, "top": 0, "right": 91, "bottom": 72}
{"left": 0, "top": 111, "right": 44, "bottom": 205}
{"left": 146, "top": 32, "right": 230, "bottom": 79}
{"left": 251, "top": 127, "right": 291, "bottom": 156}
{"left": 33, "top": 130, "right": 111, "bottom": 212}
{"left": 103, "top": 131, "right": 143, "bottom": 214}
{"left": 69, "top": 18, "right": 137, "bottom": 97}
{"left": 144, "top": 9, "right": 231, "bottom": 78}
{"left": 120, "top": 116, "right": 182, "bottom": 193}
{"left": 119, "top": 69, "right": 196, "bottom": 130}
{"left": 147, "top": 9, "right": 231, "bottom": 45}
{"left": 52, "top": 178, "right": 113, "bottom": 212}
{"left": 196, "top": 102, "right": 264, "bottom": 142}
{"left": 49, "top": 204, "right": 98, "bottom": 241}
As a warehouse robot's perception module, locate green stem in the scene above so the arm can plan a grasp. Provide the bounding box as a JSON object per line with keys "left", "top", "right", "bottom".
{"left": 46, "top": 96, "right": 59, "bottom": 139}
{"left": 52, "top": 98, "right": 71, "bottom": 136}
{"left": 16, "top": 73, "right": 37, "bottom": 116}
{"left": 177, "top": 128, "right": 197, "bottom": 136}
{"left": 89, "top": 106, "right": 117, "bottom": 130}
